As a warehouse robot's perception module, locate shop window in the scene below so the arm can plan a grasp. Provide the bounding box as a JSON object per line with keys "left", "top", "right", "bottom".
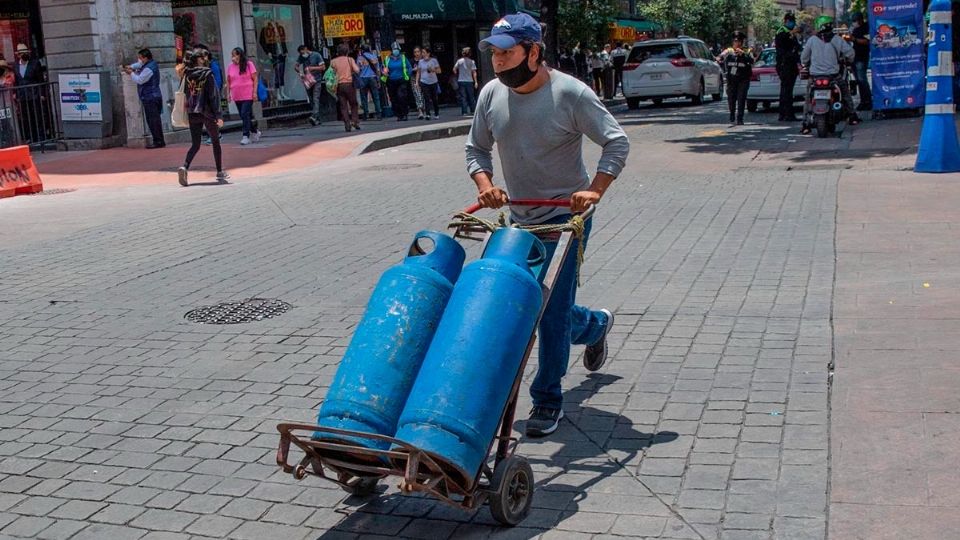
{"left": 253, "top": 3, "right": 307, "bottom": 105}
{"left": 0, "top": 0, "right": 43, "bottom": 65}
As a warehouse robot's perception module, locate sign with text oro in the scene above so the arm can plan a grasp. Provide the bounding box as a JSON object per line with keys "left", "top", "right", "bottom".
{"left": 323, "top": 13, "right": 365, "bottom": 38}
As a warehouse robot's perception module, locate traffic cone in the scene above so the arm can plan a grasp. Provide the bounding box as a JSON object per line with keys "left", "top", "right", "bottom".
{"left": 915, "top": 0, "right": 960, "bottom": 173}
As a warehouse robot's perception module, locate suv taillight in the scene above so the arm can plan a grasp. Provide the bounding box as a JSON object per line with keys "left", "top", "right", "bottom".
{"left": 623, "top": 63, "right": 640, "bottom": 71}
{"left": 670, "top": 58, "right": 694, "bottom": 67}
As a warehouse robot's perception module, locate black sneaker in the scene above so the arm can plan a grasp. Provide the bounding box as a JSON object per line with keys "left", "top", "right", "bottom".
{"left": 525, "top": 406, "right": 564, "bottom": 437}
{"left": 583, "top": 309, "right": 614, "bottom": 372}
{"left": 216, "top": 171, "right": 230, "bottom": 184}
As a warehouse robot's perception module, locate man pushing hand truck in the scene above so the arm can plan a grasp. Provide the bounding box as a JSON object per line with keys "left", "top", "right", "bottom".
{"left": 466, "top": 13, "right": 630, "bottom": 437}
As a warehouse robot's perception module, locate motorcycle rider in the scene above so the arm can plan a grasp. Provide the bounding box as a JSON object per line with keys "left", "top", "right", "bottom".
{"left": 800, "top": 16, "right": 859, "bottom": 134}
{"left": 774, "top": 13, "right": 802, "bottom": 121}
{"left": 719, "top": 31, "right": 754, "bottom": 126}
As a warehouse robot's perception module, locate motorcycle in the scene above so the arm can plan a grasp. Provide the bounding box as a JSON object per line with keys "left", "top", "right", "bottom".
{"left": 801, "top": 64, "right": 851, "bottom": 138}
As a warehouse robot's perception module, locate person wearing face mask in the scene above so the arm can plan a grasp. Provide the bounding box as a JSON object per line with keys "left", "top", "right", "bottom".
{"left": 465, "top": 13, "right": 629, "bottom": 438}
{"left": 123, "top": 48, "right": 165, "bottom": 148}
{"left": 382, "top": 45, "right": 413, "bottom": 121}
{"left": 296, "top": 44, "right": 326, "bottom": 125}
{"left": 774, "top": 13, "right": 802, "bottom": 121}
{"left": 13, "top": 43, "right": 45, "bottom": 143}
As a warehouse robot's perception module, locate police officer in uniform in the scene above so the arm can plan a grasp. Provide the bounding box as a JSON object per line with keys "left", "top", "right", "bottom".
{"left": 719, "top": 31, "right": 754, "bottom": 125}
{"left": 774, "top": 13, "right": 802, "bottom": 121}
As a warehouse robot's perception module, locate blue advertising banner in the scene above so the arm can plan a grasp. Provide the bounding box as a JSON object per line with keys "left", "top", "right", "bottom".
{"left": 869, "top": 0, "right": 925, "bottom": 110}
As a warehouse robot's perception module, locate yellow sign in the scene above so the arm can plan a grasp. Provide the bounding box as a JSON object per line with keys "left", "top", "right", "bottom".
{"left": 610, "top": 25, "right": 636, "bottom": 42}
{"left": 324, "top": 13, "right": 366, "bottom": 38}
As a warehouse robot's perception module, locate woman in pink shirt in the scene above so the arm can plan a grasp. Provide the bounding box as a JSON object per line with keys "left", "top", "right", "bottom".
{"left": 329, "top": 43, "right": 361, "bottom": 132}
{"left": 226, "top": 47, "right": 261, "bottom": 145}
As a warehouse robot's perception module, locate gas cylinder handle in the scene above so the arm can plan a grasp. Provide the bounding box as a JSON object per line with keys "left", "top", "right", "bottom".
{"left": 462, "top": 199, "right": 578, "bottom": 215}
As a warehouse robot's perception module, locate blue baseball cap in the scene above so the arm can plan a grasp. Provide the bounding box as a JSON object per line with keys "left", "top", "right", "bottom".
{"left": 478, "top": 13, "right": 542, "bottom": 51}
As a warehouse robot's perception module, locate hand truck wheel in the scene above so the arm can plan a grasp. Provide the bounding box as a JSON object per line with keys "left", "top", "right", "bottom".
{"left": 336, "top": 471, "right": 380, "bottom": 497}
{"left": 489, "top": 456, "right": 534, "bottom": 526}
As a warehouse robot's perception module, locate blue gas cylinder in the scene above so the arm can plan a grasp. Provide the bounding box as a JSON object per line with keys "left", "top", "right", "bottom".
{"left": 393, "top": 227, "right": 545, "bottom": 487}
{"left": 315, "top": 231, "right": 465, "bottom": 461}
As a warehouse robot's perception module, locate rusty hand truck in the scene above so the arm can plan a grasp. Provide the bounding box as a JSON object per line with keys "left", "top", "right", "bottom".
{"left": 276, "top": 199, "right": 595, "bottom": 526}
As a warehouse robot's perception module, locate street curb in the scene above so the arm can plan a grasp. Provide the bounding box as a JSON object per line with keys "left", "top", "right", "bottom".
{"left": 354, "top": 97, "right": 621, "bottom": 156}
{"left": 358, "top": 123, "right": 473, "bottom": 155}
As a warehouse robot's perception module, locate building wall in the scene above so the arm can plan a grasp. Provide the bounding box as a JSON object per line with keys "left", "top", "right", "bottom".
{"left": 38, "top": 0, "right": 261, "bottom": 148}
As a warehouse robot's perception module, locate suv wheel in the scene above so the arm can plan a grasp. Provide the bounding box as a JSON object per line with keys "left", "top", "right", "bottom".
{"left": 691, "top": 78, "right": 704, "bottom": 105}
{"left": 711, "top": 77, "right": 723, "bottom": 101}
{"left": 626, "top": 97, "right": 640, "bottom": 110}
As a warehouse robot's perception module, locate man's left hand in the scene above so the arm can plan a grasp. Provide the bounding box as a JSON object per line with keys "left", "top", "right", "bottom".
{"left": 571, "top": 190, "right": 601, "bottom": 212}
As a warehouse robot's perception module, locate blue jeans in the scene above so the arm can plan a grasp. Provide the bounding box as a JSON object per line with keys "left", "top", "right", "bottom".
{"left": 236, "top": 100, "right": 255, "bottom": 136}
{"left": 457, "top": 81, "right": 476, "bottom": 114}
{"left": 358, "top": 76, "right": 382, "bottom": 117}
{"left": 530, "top": 215, "right": 610, "bottom": 409}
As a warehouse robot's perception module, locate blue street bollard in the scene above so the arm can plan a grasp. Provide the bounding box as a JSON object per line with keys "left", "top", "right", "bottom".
{"left": 915, "top": 0, "right": 960, "bottom": 173}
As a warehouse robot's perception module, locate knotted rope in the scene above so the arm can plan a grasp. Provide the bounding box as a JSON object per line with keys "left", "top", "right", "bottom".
{"left": 450, "top": 212, "right": 587, "bottom": 285}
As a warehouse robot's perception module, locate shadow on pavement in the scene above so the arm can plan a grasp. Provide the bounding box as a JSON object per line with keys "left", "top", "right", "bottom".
{"left": 316, "top": 373, "right": 679, "bottom": 538}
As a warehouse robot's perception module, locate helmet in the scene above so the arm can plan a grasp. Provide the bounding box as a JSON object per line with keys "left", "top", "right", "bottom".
{"left": 815, "top": 15, "right": 835, "bottom": 33}
{"left": 732, "top": 31, "right": 747, "bottom": 42}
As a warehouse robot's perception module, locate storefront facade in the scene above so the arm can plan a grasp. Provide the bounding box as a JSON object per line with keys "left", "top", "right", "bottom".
{"left": 0, "top": 0, "right": 44, "bottom": 64}
{"left": 21, "top": 0, "right": 327, "bottom": 150}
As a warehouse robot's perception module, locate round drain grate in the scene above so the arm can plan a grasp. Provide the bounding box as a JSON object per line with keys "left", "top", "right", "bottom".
{"left": 184, "top": 298, "right": 293, "bottom": 324}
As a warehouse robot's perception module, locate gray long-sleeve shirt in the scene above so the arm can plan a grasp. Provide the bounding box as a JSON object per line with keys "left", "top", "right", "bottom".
{"left": 801, "top": 35, "right": 854, "bottom": 76}
{"left": 465, "top": 69, "right": 629, "bottom": 225}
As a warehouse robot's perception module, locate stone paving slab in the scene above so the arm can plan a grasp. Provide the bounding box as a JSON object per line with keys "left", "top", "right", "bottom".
{"left": 0, "top": 101, "right": 844, "bottom": 539}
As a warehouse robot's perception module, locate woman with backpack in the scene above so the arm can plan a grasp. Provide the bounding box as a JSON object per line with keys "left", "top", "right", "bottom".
{"left": 226, "top": 47, "right": 262, "bottom": 145}
{"left": 178, "top": 47, "right": 228, "bottom": 186}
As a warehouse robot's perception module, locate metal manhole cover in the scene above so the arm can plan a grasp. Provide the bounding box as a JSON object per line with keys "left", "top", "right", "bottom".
{"left": 185, "top": 298, "right": 293, "bottom": 324}
{"left": 28, "top": 188, "right": 77, "bottom": 196}
{"left": 360, "top": 163, "right": 423, "bottom": 171}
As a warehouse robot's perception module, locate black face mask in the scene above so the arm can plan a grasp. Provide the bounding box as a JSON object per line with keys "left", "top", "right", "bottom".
{"left": 496, "top": 51, "right": 538, "bottom": 88}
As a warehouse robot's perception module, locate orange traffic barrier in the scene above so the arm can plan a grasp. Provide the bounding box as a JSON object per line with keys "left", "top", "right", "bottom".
{"left": 0, "top": 145, "right": 43, "bottom": 198}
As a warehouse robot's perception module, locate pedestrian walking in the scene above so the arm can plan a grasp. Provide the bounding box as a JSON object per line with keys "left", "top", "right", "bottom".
{"left": 123, "top": 48, "right": 165, "bottom": 149}
{"left": 195, "top": 44, "right": 223, "bottom": 146}
{"left": 330, "top": 43, "right": 361, "bottom": 132}
{"left": 774, "top": 13, "right": 802, "bottom": 121}
{"left": 356, "top": 44, "right": 383, "bottom": 120}
{"left": 416, "top": 46, "right": 442, "bottom": 119}
{"left": 454, "top": 47, "right": 478, "bottom": 116}
{"left": 600, "top": 44, "right": 614, "bottom": 99}
{"left": 848, "top": 12, "right": 873, "bottom": 111}
{"left": 382, "top": 45, "right": 413, "bottom": 121}
{"left": 612, "top": 43, "right": 627, "bottom": 96}
{"left": 226, "top": 47, "right": 261, "bottom": 145}
{"left": 466, "top": 13, "right": 629, "bottom": 437}
{"left": 410, "top": 47, "right": 427, "bottom": 119}
{"left": 573, "top": 44, "right": 587, "bottom": 81}
{"left": 178, "top": 47, "right": 227, "bottom": 186}
{"left": 558, "top": 48, "right": 576, "bottom": 74}
{"left": 588, "top": 48, "right": 604, "bottom": 96}
{"left": 719, "top": 31, "right": 754, "bottom": 125}
{"left": 296, "top": 44, "right": 326, "bottom": 126}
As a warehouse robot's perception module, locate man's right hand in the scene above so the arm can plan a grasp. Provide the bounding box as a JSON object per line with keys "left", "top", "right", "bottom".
{"left": 477, "top": 186, "right": 508, "bottom": 209}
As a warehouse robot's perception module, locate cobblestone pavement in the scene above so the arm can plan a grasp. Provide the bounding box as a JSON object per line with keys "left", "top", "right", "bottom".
{"left": 0, "top": 100, "right": 851, "bottom": 539}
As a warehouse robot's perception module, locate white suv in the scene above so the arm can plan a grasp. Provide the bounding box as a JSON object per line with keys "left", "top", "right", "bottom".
{"left": 622, "top": 37, "right": 724, "bottom": 109}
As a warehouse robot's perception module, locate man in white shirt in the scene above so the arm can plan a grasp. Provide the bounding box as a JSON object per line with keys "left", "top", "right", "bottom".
{"left": 453, "top": 47, "right": 478, "bottom": 116}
